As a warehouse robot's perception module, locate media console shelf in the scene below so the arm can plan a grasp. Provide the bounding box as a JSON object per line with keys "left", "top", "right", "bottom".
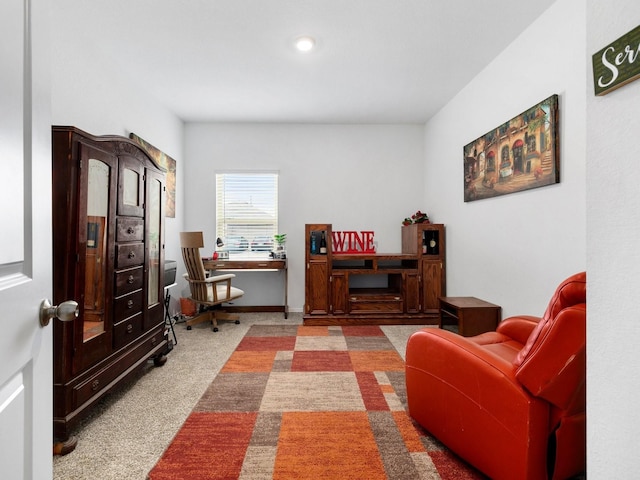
{"left": 303, "top": 223, "right": 445, "bottom": 326}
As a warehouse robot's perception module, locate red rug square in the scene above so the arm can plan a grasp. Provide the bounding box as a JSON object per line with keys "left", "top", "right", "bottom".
{"left": 148, "top": 412, "right": 257, "bottom": 480}
{"left": 235, "top": 335, "right": 296, "bottom": 351}
{"left": 290, "top": 351, "right": 353, "bottom": 371}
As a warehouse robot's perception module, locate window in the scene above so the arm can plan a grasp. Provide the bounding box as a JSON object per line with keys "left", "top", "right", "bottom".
{"left": 215, "top": 172, "right": 278, "bottom": 254}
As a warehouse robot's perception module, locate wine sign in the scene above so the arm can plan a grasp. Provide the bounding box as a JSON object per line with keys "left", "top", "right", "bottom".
{"left": 592, "top": 24, "right": 640, "bottom": 96}
{"left": 332, "top": 230, "right": 376, "bottom": 254}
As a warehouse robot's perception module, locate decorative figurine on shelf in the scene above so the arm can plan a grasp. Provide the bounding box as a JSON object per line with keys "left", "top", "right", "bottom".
{"left": 402, "top": 210, "right": 430, "bottom": 225}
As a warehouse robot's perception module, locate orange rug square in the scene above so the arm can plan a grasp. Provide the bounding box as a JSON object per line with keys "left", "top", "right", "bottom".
{"left": 273, "top": 411, "right": 387, "bottom": 479}
{"left": 349, "top": 350, "right": 406, "bottom": 371}
{"left": 221, "top": 351, "right": 277, "bottom": 372}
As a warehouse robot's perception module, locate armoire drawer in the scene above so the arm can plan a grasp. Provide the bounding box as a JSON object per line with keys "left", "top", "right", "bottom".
{"left": 116, "top": 242, "right": 144, "bottom": 268}
{"left": 116, "top": 217, "right": 144, "bottom": 242}
{"left": 113, "top": 313, "right": 143, "bottom": 349}
{"left": 114, "top": 266, "right": 144, "bottom": 296}
{"left": 71, "top": 325, "right": 163, "bottom": 409}
{"left": 114, "top": 289, "right": 143, "bottom": 323}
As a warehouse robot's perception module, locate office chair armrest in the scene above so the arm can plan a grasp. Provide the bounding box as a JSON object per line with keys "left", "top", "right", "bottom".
{"left": 204, "top": 273, "right": 236, "bottom": 283}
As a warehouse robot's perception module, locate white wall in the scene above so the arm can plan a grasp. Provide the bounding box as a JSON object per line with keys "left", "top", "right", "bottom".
{"left": 587, "top": 0, "right": 640, "bottom": 476}
{"left": 50, "top": 15, "right": 185, "bottom": 294}
{"left": 184, "top": 123, "right": 425, "bottom": 310}
{"left": 423, "top": 0, "right": 587, "bottom": 318}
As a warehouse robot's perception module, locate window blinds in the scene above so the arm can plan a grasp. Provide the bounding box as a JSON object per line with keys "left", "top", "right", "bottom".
{"left": 215, "top": 172, "right": 279, "bottom": 252}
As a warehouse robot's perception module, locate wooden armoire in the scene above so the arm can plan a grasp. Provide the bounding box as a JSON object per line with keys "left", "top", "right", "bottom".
{"left": 52, "top": 126, "right": 170, "bottom": 446}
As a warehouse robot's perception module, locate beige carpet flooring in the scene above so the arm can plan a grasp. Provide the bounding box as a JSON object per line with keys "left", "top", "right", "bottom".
{"left": 53, "top": 312, "right": 429, "bottom": 480}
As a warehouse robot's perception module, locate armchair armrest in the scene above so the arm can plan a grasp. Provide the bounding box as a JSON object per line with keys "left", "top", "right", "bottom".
{"left": 496, "top": 315, "right": 541, "bottom": 345}
{"left": 407, "top": 328, "right": 519, "bottom": 393}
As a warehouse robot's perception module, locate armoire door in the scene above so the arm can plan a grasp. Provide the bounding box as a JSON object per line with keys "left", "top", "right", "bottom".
{"left": 74, "top": 143, "right": 118, "bottom": 372}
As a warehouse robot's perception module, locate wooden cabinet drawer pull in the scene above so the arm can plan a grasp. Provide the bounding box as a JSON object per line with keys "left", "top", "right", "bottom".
{"left": 126, "top": 324, "right": 133, "bottom": 333}
{"left": 127, "top": 275, "right": 134, "bottom": 284}
{"left": 128, "top": 251, "right": 136, "bottom": 259}
{"left": 91, "top": 379, "right": 100, "bottom": 391}
{"left": 127, "top": 299, "right": 134, "bottom": 308}
{"left": 127, "top": 227, "right": 135, "bottom": 234}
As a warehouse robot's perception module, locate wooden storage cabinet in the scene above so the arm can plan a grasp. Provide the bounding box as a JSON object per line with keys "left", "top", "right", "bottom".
{"left": 305, "top": 224, "right": 332, "bottom": 315}
{"left": 307, "top": 261, "right": 329, "bottom": 314}
{"left": 402, "top": 223, "right": 446, "bottom": 313}
{"left": 304, "top": 223, "right": 445, "bottom": 325}
{"left": 52, "top": 126, "right": 169, "bottom": 445}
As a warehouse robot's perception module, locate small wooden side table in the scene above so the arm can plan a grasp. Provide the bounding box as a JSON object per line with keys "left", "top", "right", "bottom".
{"left": 439, "top": 297, "right": 501, "bottom": 337}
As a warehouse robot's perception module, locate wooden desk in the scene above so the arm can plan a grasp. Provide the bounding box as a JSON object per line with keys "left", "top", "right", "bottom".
{"left": 439, "top": 296, "right": 501, "bottom": 337}
{"left": 202, "top": 258, "right": 288, "bottom": 318}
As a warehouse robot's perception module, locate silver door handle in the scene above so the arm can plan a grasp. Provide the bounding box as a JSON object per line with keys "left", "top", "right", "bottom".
{"left": 39, "top": 299, "right": 78, "bottom": 327}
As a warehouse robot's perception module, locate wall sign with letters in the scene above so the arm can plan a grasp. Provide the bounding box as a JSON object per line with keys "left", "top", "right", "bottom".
{"left": 332, "top": 231, "right": 376, "bottom": 254}
{"left": 592, "top": 24, "right": 640, "bottom": 96}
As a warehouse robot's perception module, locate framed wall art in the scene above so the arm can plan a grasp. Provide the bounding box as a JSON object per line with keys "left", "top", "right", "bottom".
{"left": 463, "top": 94, "right": 559, "bottom": 202}
{"left": 130, "top": 133, "right": 176, "bottom": 217}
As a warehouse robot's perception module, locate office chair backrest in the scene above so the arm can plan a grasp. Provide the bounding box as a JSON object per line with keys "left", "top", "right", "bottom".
{"left": 180, "top": 231, "right": 208, "bottom": 299}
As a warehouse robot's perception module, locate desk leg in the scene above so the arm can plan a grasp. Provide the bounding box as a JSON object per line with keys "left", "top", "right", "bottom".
{"left": 284, "top": 266, "right": 288, "bottom": 319}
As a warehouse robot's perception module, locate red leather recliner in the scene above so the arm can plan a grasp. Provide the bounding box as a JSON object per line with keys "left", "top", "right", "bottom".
{"left": 406, "top": 272, "right": 586, "bottom": 480}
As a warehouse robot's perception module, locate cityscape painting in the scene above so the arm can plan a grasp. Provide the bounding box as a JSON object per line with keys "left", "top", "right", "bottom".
{"left": 130, "top": 133, "right": 176, "bottom": 217}
{"left": 463, "top": 94, "right": 559, "bottom": 202}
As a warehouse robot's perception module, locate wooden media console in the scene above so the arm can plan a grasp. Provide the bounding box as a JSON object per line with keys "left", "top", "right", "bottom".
{"left": 303, "top": 223, "right": 445, "bottom": 326}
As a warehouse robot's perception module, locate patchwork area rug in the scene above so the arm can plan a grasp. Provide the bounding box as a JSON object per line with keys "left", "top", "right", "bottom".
{"left": 148, "top": 325, "right": 483, "bottom": 479}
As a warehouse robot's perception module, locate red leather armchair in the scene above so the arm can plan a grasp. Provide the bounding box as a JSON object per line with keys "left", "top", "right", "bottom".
{"left": 406, "top": 272, "right": 586, "bottom": 480}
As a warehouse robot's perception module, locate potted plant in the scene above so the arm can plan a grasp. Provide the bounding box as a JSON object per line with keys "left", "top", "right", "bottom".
{"left": 273, "top": 233, "right": 287, "bottom": 259}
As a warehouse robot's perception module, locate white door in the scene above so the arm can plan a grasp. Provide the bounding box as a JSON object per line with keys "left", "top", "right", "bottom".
{"left": 0, "top": 0, "right": 53, "bottom": 478}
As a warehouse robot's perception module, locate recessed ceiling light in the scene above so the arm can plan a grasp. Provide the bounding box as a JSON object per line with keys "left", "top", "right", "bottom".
{"left": 295, "top": 36, "right": 316, "bottom": 53}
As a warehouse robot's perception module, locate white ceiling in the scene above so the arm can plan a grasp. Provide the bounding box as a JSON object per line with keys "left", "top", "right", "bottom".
{"left": 57, "top": 0, "right": 556, "bottom": 124}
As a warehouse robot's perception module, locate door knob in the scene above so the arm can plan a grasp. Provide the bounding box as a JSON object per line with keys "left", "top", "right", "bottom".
{"left": 39, "top": 299, "right": 78, "bottom": 327}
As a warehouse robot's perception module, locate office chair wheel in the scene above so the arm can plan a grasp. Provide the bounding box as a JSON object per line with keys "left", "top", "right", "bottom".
{"left": 187, "top": 325, "right": 192, "bottom": 330}
{"left": 213, "top": 327, "right": 219, "bottom": 332}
